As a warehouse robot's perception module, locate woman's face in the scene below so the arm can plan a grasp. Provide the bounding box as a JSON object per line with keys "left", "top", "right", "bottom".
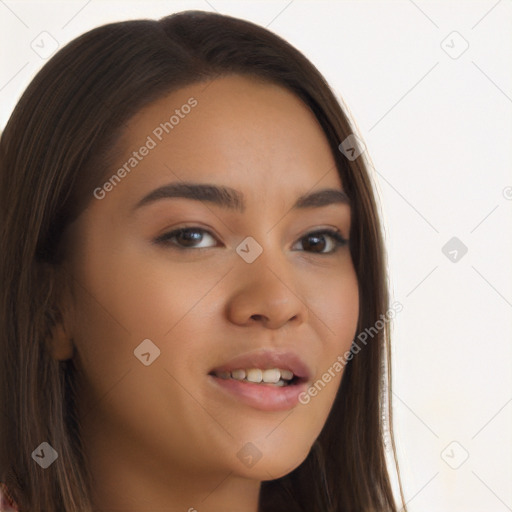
{"left": 65, "top": 74, "right": 359, "bottom": 486}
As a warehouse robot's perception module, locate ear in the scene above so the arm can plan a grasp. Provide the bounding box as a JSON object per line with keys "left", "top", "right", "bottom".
{"left": 46, "top": 319, "right": 74, "bottom": 361}
{"left": 41, "top": 262, "right": 75, "bottom": 361}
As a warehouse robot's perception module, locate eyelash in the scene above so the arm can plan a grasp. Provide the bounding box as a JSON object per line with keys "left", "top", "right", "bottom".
{"left": 154, "top": 226, "right": 348, "bottom": 255}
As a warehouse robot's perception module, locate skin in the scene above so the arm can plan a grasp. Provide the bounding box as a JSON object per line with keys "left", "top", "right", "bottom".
{"left": 53, "top": 74, "right": 359, "bottom": 512}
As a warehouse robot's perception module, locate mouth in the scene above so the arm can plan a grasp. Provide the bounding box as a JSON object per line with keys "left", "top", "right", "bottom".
{"left": 208, "top": 368, "right": 305, "bottom": 387}
{"left": 207, "top": 350, "right": 311, "bottom": 412}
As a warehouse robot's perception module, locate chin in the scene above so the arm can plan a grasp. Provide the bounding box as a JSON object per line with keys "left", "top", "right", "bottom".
{"left": 232, "top": 440, "right": 312, "bottom": 481}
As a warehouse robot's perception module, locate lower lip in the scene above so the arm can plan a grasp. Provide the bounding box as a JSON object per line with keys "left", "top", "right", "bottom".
{"left": 208, "top": 375, "right": 308, "bottom": 412}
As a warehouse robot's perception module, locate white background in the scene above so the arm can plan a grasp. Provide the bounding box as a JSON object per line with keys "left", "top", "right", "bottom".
{"left": 1, "top": 1, "right": 511, "bottom": 510}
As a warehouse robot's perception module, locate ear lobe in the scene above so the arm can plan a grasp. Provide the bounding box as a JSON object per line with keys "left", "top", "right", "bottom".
{"left": 40, "top": 263, "right": 76, "bottom": 361}
{"left": 46, "top": 322, "right": 74, "bottom": 360}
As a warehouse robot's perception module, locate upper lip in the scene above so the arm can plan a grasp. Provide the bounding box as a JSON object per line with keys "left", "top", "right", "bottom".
{"left": 209, "top": 349, "right": 312, "bottom": 381}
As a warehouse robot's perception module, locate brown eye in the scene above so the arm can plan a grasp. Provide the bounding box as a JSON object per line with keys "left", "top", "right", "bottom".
{"left": 154, "top": 226, "right": 348, "bottom": 255}
{"left": 295, "top": 229, "right": 348, "bottom": 254}
{"left": 154, "top": 227, "right": 217, "bottom": 249}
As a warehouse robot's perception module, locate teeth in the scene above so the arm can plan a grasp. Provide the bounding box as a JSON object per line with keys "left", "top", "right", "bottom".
{"left": 214, "top": 367, "right": 295, "bottom": 385}
{"left": 280, "top": 369, "right": 293, "bottom": 380}
{"left": 231, "top": 369, "right": 246, "bottom": 380}
{"left": 246, "top": 368, "right": 263, "bottom": 383}
{"left": 262, "top": 369, "right": 280, "bottom": 383}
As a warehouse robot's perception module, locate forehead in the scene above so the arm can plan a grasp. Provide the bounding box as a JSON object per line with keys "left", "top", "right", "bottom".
{"left": 110, "top": 74, "right": 343, "bottom": 206}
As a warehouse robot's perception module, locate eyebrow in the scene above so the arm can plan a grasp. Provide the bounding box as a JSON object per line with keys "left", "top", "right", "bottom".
{"left": 132, "top": 181, "right": 350, "bottom": 214}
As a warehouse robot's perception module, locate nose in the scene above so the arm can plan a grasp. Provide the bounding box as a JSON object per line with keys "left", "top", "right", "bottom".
{"left": 225, "top": 254, "right": 310, "bottom": 330}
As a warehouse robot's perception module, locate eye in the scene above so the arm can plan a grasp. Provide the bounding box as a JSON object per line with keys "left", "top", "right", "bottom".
{"left": 293, "top": 229, "right": 348, "bottom": 254}
{"left": 154, "top": 227, "right": 348, "bottom": 254}
{"left": 154, "top": 227, "right": 217, "bottom": 250}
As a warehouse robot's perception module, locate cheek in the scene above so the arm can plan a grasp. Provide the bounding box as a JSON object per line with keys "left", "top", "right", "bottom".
{"left": 122, "top": 261, "right": 228, "bottom": 342}
{"left": 296, "top": 264, "right": 359, "bottom": 422}
{"left": 73, "top": 227, "right": 223, "bottom": 340}
{"left": 309, "top": 261, "right": 360, "bottom": 356}
{"left": 70, "top": 240, "right": 226, "bottom": 403}
{"left": 327, "top": 280, "right": 359, "bottom": 337}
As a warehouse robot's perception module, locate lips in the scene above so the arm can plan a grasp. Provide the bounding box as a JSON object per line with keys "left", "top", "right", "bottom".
{"left": 208, "top": 349, "right": 312, "bottom": 381}
{"left": 207, "top": 349, "right": 313, "bottom": 412}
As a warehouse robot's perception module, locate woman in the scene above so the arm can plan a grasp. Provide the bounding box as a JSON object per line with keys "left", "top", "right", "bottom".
{"left": 0, "top": 10, "right": 406, "bottom": 511}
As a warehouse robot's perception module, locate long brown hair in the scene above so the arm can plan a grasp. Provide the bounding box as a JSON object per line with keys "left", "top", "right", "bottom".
{"left": 0, "top": 10, "right": 406, "bottom": 511}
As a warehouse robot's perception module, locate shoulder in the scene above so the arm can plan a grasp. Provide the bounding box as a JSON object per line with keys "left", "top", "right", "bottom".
{"left": 0, "top": 483, "right": 19, "bottom": 511}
